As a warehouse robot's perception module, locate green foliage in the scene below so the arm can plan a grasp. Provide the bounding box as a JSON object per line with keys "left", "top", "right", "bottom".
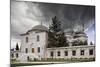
{"left": 72, "top": 40, "right": 88, "bottom": 46}
{"left": 83, "top": 40, "right": 88, "bottom": 45}
{"left": 34, "top": 58, "right": 38, "bottom": 61}
{"left": 11, "top": 58, "right": 16, "bottom": 62}
{"left": 48, "top": 16, "right": 68, "bottom": 48}
{"left": 58, "top": 32, "right": 69, "bottom": 47}
{"left": 90, "top": 41, "right": 93, "bottom": 45}
{"left": 72, "top": 40, "right": 79, "bottom": 46}
{"left": 16, "top": 43, "right": 19, "bottom": 50}
{"left": 49, "top": 16, "right": 61, "bottom": 32}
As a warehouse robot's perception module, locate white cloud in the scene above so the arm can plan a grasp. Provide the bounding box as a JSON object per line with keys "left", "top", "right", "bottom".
{"left": 11, "top": 39, "right": 21, "bottom": 49}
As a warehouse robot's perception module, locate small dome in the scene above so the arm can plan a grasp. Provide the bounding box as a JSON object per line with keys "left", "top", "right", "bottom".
{"left": 32, "top": 25, "right": 48, "bottom": 31}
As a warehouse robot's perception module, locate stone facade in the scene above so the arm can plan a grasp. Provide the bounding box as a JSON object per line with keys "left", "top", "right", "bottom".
{"left": 46, "top": 46, "right": 95, "bottom": 59}
{"left": 11, "top": 25, "right": 95, "bottom": 62}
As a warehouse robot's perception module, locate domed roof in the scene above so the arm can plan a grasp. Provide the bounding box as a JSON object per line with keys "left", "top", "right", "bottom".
{"left": 32, "top": 25, "right": 48, "bottom": 31}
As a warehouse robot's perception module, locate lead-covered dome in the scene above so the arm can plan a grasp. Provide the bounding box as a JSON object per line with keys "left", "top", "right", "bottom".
{"left": 32, "top": 25, "right": 48, "bottom": 31}
{"left": 21, "top": 25, "right": 48, "bottom": 36}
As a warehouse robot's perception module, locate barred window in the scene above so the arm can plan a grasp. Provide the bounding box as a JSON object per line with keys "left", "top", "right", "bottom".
{"left": 16, "top": 53, "right": 18, "bottom": 58}
{"left": 32, "top": 48, "right": 35, "bottom": 53}
{"left": 26, "top": 48, "right": 28, "bottom": 53}
{"left": 65, "top": 51, "right": 68, "bottom": 56}
{"left": 50, "top": 51, "right": 54, "bottom": 57}
{"left": 80, "top": 50, "right": 84, "bottom": 55}
{"left": 38, "top": 47, "right": 40, "bottom": 53}
{"left": 58, "top": 51, "right": 60, "bottom": 56}
{"left": 89, "top": 49, "right": 93, "bottom": 55}
{"left": 11, "top": 53, "right": 14, "bottom": 58}
{"left": 37, "top": 35, "right": 39, "bottom": 41}
{"left": 26, "top": 37, "right": 28, "bottom": 43}
{"left": 72, "top": 50, "right": 76, "bottom": 56}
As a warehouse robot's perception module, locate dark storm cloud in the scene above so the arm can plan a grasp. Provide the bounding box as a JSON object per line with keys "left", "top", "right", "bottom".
{"left": 28, "top": 2, "right": 95, "bottom": 30}
{"left": 11, "top": 1, "right": 95, "bottom": 39}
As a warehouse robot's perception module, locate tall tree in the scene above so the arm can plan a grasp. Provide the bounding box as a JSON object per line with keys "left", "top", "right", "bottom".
{"left": 49, "top": 16, "right": 61, "bottom": 33}
{"left": 58, "top": 32, "right": 69, "bottom": 47}
{"left": 90, "top": 41, "right": 93, "bottom": 45}
{"left": 83, "top": 40, "right": 88, "bottom": 45}
{"left": 16, "top": 43, "right": 19, "bottom": 50}
{"left": 48, "top": 16, "right": 68, "bottom": 47}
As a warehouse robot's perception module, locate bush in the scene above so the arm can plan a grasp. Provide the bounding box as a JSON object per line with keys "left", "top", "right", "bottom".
{"left": 11, "top": 58, "right": 16, "bottom": 62}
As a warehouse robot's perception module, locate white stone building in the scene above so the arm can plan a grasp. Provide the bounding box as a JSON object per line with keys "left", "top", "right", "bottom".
{"left": 11, "top": 25, "right": 95, "bottom": 62}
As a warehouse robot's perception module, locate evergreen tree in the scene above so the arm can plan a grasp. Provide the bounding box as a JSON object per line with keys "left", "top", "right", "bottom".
{"left": 84, "top": 40, "right": 88, "bottom": 45}
{"left": 58, "top": 32, "right": 69, "bottom": 47}
{"left": 49, "top": 16, "right": 61, "bottom": 33}
{"left": 72, "top": 40, "right": 88, "bottom": 46}
{"left": 48, "top": 16, "right": 68, "bottom": 47}
{"left": 16, "top": 43, "right": 19, "bottom": 50}
{"left": 79, "top": 40, "right": 83, "bottom": 45}
{"left": 90, "top": 41, "right": 93, "bottom": 45}
{"left": 72, "top": 40, "right": 79, "bottom": 46}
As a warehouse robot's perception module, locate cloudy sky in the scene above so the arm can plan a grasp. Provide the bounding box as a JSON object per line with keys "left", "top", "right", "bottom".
{"left": 11, "top": 0, "right": 95, "bottom": 48}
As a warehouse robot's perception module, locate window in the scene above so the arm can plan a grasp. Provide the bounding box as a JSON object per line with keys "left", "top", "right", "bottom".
{"left": 89, "top": 49, "right": 93, "bottom": 55}
{"left": 80, "top": 50, "right": 84, "bottom": 55}
{"left": 37, "top": 35, "right": 39, "bottom": 41}
{"left": 11, "top": 53, "right": 14, "bottom": 58}
{"left": 25, "top": 48, "right": 28, "bottom": 53}
{"left": 38, "top": 47, "right": 40, "bottom": 53}
{"left": 72, "top": 50, "right": 76, "bottom": 56}
{"left": 50, "top": 51, "right": 54, "bottom": 57}
{"left": 16, "top": 53, "right": 18, "bottom": 58}
{"left": 32, "top": 48, "right": 35, "bottom": 53}
{"left": 26, "top": 37, "right": 28, "bottom": 43}
{"left": 58, "top": 51, "right": 60, "bottom": 56}
{"left": 65, "top": 51, "right": 68, "bottom": 56}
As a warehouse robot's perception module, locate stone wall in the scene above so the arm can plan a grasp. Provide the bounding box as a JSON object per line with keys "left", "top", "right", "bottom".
{"left": 46, "top": 45, "right": 95, "bottom": 59}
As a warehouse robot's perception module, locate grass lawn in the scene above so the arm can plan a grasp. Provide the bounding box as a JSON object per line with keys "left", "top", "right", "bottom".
{"left": 11, "top": 58, "right": 95, "bottom": 67}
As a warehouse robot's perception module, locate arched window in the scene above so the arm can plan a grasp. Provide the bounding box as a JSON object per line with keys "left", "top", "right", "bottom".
{"left": 89, "top": 49, "right": 93, "bottom": 55}
{"left": 50, "top": 51, "right": 54, "bottom": 57}
{"left": 57, "top": 51, "right": 60, "bottom": 56}
{"left": 37, "top": 35, "right": 39, "bottom": 41}
{"left": 72, "top": 50, "right": 76, "bottom": 56}
{"left": 80, "top": 50, "right": 84, "bottom": 55}
{"left": 65, "top": 51, "right": 68, "bottom": 56}
{"left": 25, "top": 48, "right": 28, "bottom": 53}
{"left": 38, "top": 47, "right": 40, "bottom": 53}
{"left": 26, "top": 37, "right": 28, "bottom": 43}
{"left": 32, "top": 48, "right": 35, "bottom": 53}
{"left": 11, "top": 53, "right": 14, "bottom": 58}
{"left": 16, "top": 53, "right": 18, "bottom": 58}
